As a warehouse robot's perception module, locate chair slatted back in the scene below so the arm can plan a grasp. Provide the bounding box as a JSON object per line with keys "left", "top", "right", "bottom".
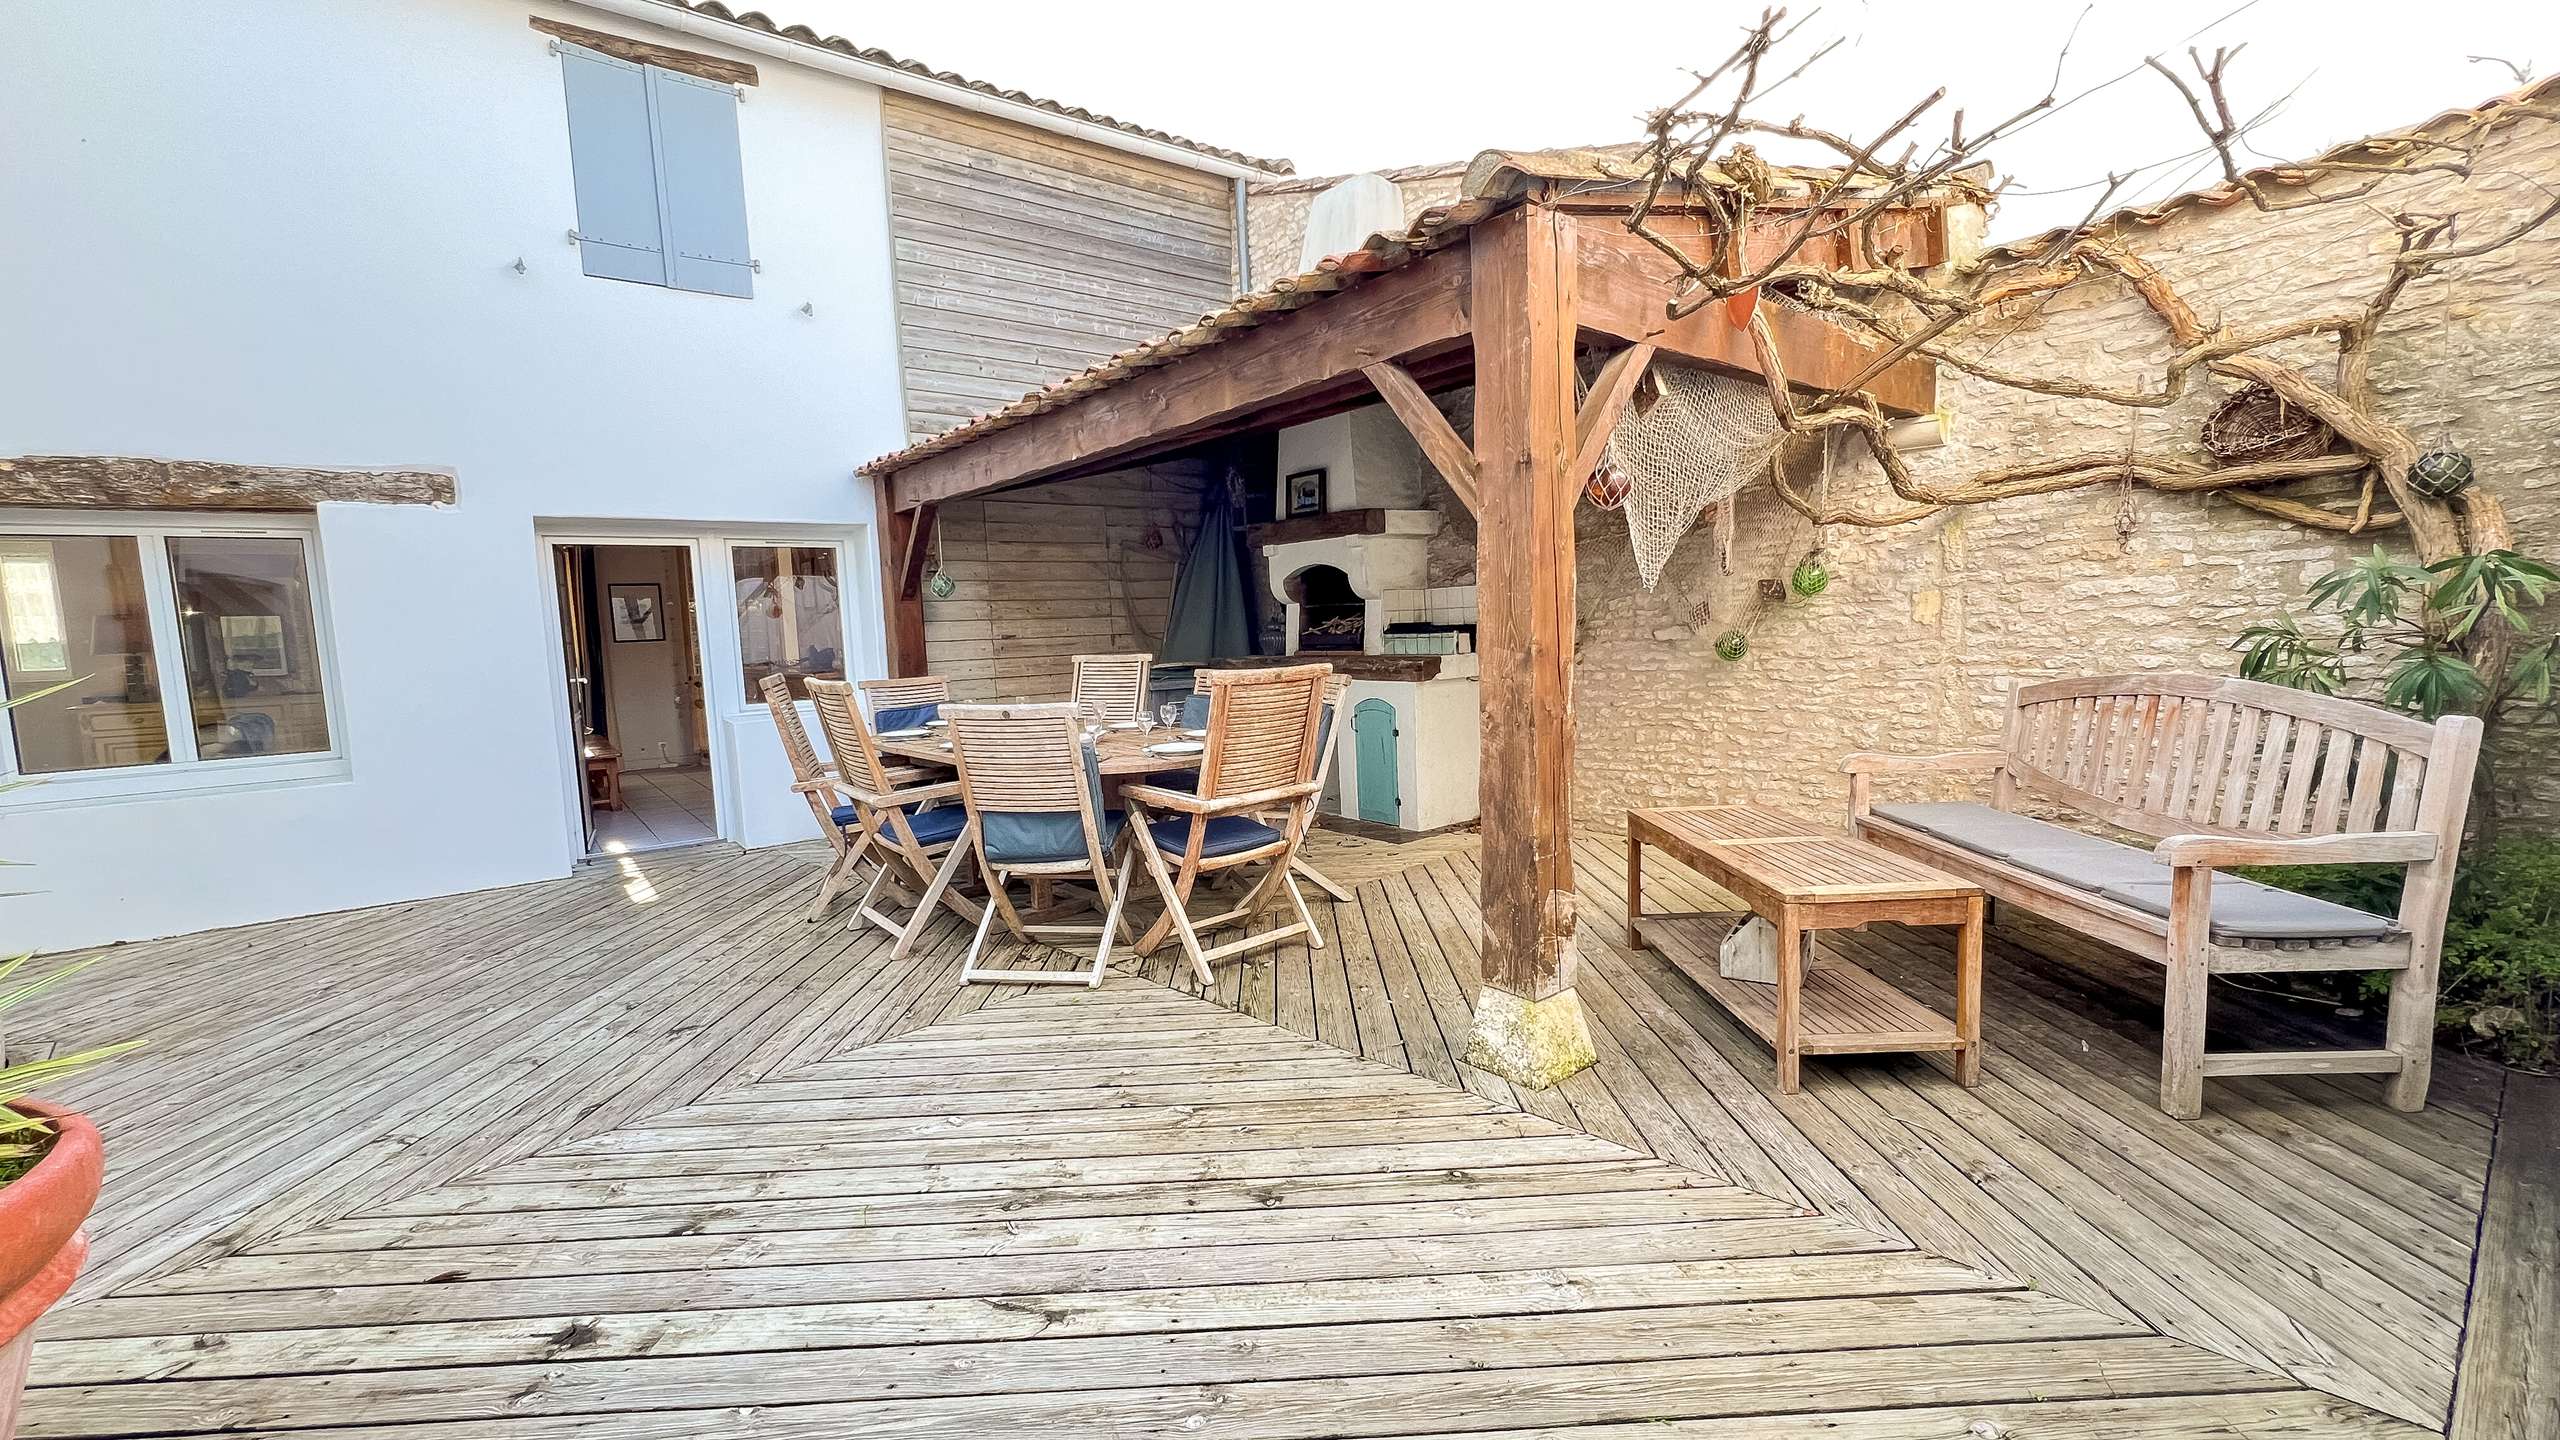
{"left": 1196, "top": 664, "right": 1330, "bottom": 802}
{"left": 759, "top": 672, "right": 827, "bottom": 789}
{"left": 803, "top": 678, "right": 892, "bottom": 794}
{"left": 2006, "top": 674, "right": 2449, "bottom": 842}
{"left": 1071, "top": 654, "right": 1152, "bottom": 723}
{"left": 944, "top": 704, "right": 1095, "bottom": 818}
{"left": 858, "top": 675, "right": 951, "bottom": 719}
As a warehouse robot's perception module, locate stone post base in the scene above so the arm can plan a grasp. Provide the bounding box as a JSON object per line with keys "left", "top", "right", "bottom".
{"left": 1463, "top": 986, "right": 1598, "bottom": 1090}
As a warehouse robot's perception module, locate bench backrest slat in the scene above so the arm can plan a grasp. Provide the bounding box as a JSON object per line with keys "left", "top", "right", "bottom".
{"left": 2009, "top": 674, "right": 2457, "bottom": 842}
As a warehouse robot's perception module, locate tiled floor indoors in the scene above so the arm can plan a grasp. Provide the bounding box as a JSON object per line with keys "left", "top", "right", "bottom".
{"left": 592, "top": 764, "right": 716, "bottom": 853}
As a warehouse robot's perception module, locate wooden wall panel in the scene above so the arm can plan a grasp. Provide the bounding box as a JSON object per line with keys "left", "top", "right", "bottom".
{"left": 921, "top": 462, "right": 1215, "bottom": 701}
{"left": 883, "top": 95, "right": 1240, "bottom": 441}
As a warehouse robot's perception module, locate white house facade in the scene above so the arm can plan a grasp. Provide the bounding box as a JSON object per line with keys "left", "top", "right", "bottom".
{"left": 0, "top": 0, "right": 1273, "bottom": 952}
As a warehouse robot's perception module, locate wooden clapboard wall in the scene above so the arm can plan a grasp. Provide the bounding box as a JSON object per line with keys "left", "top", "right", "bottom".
{"left": 882, "top": 94, "right": 1240, "bottom": 441}
{"left": 923, "top": 462, "right": 1214, "bottom": 701}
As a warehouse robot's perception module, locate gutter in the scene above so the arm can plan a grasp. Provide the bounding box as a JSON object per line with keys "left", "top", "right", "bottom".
{"left": 563, "top": 0, "right": 1286, "bottom": 182}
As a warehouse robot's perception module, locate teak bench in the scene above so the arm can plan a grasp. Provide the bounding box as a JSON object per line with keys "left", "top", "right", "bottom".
{"left": 1847, "top": 673, "right": 2481, "bottom": 1118}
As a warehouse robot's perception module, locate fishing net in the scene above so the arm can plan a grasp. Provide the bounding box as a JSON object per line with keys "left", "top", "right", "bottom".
{"left": 1601, "top": 360, "right": 1784, "bottom": 590}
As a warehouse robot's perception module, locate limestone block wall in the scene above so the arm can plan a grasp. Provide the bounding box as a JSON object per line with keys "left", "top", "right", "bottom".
{"left": 1570, "top": 113, "right": 2560, "bottom": 828}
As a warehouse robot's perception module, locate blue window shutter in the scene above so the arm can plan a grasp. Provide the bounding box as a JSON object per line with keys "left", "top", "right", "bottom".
{"left": 559, "top": 45, "right": 668, "bottom": 285}
{"left": 647, "top": 67, "right": 753, "bottom": 298}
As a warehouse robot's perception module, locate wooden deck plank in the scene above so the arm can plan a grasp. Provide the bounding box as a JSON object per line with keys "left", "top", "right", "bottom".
{"left": 21, "top": 833, "right": 2517, "bottom": 1439}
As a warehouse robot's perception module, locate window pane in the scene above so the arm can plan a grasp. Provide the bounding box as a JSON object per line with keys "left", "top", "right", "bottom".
{"left": 0, "top": 535, "right": 170, "bottom": 774}
{"left": 168, "top": 536, "right": 332, "bottom": 760}
{"left": 732, "top": 545, "right": 843, "bottom": 701}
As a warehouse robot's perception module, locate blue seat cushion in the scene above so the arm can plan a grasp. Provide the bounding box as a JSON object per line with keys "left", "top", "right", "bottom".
{"left": 872, "top": 702, "right": 941, "bottom": 733}
{"left": 1178, "top": 693, "right": 1210, "bottom": 730}
{"left": 1146, "top": 814, "right": 1285, "bottom": 861}
{"left": 983, "top": 810, "right": 1124, "bottom": 866}
{"left": 1871, "top": 801, "right": 2398, "bottom": 945}
{"left": 834, "top": 803, "right": 966, "bottom": 847}
{"left": 883, "top": 804, "right": 969, "bottom": 848}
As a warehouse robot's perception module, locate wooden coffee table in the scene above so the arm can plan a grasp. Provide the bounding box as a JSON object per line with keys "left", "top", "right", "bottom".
{"left": 1627, "top": 805, "right": 1984, "bottom": 1093}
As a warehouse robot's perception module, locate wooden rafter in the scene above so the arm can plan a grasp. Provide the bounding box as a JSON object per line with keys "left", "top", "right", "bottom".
{"left": 1361, "top": 362, "right": 1479, "bottom": 515}
{"left": 529, "top": 16, "right": 759, "bottom": 86}
{"left": 1568, "top": 341, "right": 1656, "bottom": 488}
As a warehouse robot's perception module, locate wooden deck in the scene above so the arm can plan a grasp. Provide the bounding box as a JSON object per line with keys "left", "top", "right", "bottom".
{"left": 14, "top": 828, "right": 2548, "bottom": 1437}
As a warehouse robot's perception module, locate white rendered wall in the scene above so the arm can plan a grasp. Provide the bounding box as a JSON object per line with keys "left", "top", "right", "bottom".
{"left": 0, "top": 0, "right": 906, "bottom": 951}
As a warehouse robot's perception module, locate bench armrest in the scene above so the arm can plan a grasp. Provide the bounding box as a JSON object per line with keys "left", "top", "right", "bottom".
{"left": 2152, "top": 830, "right": 2439, "bottom": 869}
{"left": 1123, "top": 781, "right": 1321, "bottom": 816}
{"left": 1841, "top": 749, "right": 2010, "bottom": 776}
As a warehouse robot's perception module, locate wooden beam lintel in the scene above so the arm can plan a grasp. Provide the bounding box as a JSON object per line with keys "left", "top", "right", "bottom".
{"left": 1361, "top": 362, "right": 1479, "bottom": 516}
{"left": 0, "top": 455, "right": 455, "bottom": 511}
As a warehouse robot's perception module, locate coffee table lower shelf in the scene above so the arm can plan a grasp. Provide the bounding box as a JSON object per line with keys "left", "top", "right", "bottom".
{"left": 1646, "top": 915, "right": 1966, "bottom": 1056}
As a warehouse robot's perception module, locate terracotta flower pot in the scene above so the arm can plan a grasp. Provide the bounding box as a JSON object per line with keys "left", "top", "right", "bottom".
{"left": 0, "top": 1101, "right": 101, "bottom": 1440}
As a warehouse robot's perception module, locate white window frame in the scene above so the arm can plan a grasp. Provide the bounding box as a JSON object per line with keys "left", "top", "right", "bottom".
{"left": 722, "top": 537, "right": 856, "bottom": 710}
{"left": 0, "top": 509, "right": 351, "bottom": 807}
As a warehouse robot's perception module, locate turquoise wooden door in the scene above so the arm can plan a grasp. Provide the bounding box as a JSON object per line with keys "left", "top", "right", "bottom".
{"left": 1352, "top": 699, "right": 1399, "bottom": 825}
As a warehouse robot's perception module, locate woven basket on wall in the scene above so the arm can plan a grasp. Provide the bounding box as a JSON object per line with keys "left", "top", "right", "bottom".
{"left": 2201, "top": 383, "right": 2336, "bottom": 466}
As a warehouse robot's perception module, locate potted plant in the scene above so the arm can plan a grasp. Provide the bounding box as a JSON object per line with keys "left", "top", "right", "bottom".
{"left": 1, "top": 681, "right": 131, "bottom": 1436}
{"left": 0, "top": 957, "right": 126, "bottom": 1437}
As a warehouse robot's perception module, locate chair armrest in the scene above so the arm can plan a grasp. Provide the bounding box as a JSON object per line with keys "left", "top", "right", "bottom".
{"left": 2152, "top": 830, "right": 2439, "bottom": 869}
{"left": 790, "top": 777, "right": 854, "bottom": 799}
{"left": 879, "top": 779, "right": 962, "bottom": 808}
{"left": 1841, "top": 749, "right": 2010, "bottom": 775}
{"left": 1123, "top": 781, "right": 1321, "bottom": 816}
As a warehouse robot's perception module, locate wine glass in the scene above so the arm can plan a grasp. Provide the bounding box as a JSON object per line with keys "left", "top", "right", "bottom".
{"left": 1158, "top": 701, "right": 1182, "bottom": 733}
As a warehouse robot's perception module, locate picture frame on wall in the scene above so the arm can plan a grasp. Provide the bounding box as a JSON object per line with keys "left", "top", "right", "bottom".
{"left": 609, "top": 583, "right": 665, "bottom": 643}
{"left": 218, "top": 614, "right": 289, "bottom": 676}
{"left": 1283, "top": 467, "right": 1327, "bottom": 519}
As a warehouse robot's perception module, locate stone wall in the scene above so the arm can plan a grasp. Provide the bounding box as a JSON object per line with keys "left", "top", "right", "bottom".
{"left": 1568, "top": 113, "right": 2560, "bottom": 828}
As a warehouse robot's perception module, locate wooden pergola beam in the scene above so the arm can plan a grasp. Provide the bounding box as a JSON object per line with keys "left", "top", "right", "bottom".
{"left": 1462, "top": 204, "right": 1599, "bottom": 1089}
{"left": 1572, "top": 222, "right": 1937, "bottom": 418}
{"left": 0, "top": 455, "right": 455, "bottom": 511}
{"left": 1361, "top": 362, "right": 1479, "bottom": 516}
{"left": 886, "top": 252, "right": 1475, "bottom": 512}
{"left": 873, "top": 476, "right": 930, "bottom": 677}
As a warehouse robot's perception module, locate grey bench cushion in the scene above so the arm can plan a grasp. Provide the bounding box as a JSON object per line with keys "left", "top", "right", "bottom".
{"left": 1871, "top": 802, "right": 2400, "bottom": 945}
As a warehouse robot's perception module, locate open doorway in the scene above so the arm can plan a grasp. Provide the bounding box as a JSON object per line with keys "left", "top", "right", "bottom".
{"left": 551, "top": 542, "right": 714, "bottom": 856}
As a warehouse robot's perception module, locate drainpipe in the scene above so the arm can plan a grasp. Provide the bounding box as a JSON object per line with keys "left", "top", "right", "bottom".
{"left": 1234, "top": 177, "right": 1253, "bottom": 295}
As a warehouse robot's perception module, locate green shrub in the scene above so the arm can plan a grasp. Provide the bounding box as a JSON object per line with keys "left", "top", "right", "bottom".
{"left": 2241, "top": 835, "right": 2560, "bottom": 1070}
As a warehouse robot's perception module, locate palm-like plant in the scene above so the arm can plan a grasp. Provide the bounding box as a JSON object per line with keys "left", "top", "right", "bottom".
{"left": 2238, "top": 547, "right": 2559, "bottom": 722}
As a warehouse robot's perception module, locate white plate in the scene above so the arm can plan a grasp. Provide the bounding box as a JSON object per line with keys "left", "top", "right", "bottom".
{"left": 1180, "top": 728, "right": 1209, "bottom": 739}
{"left": 1145, "top": 740, "right": 1206, "bottom": 757}
{"left": 923, "top": 718, "right": 949, "bottom": 728}
{"left": 877, "top": 727, "right": 930, "bottom": 740}
{"left": 1106, "top": 720, "right": 1143, "bottom": 731}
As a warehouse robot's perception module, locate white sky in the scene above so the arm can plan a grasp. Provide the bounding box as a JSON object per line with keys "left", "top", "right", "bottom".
{"left": 782, "top": 0, "right": 2558, "bottom": 237}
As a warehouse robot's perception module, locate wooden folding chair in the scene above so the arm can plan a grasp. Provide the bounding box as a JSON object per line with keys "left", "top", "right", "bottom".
{"left": 857, "top": 675, "right": 951, "bottom": 732}
{"left": 1121, "top": 664, "right": 1331, "bottom": 985}
{"left": 758, "top": 673, "right": 865, "bottom": 923}
{"left": 1070, "top": 653, "right": 1151, "bottom": 724}
{"left": 803, "top": 678, "right": 981, "bottom": 959}
{"left": 1181, "top": 672, "right": 1354, "bottom": 901}
{"left": 943, "top": 703, "right": 1136, "bottom": 987}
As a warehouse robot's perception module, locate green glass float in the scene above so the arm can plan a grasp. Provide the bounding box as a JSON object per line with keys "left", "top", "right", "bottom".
{"left": 2410, "top": 448, "right": 2474, "bottom": 499}
{"left": 1713, "top": 629, "right": 1749, "bottom": 662}
{"left": 1790, "top": 558, "right": 1830, "bottom": 598}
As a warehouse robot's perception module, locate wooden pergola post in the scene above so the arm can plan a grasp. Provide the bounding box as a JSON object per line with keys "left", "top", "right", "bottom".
{"left": 1462, "top": 204, "right": 1598, "bottom": 1088}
